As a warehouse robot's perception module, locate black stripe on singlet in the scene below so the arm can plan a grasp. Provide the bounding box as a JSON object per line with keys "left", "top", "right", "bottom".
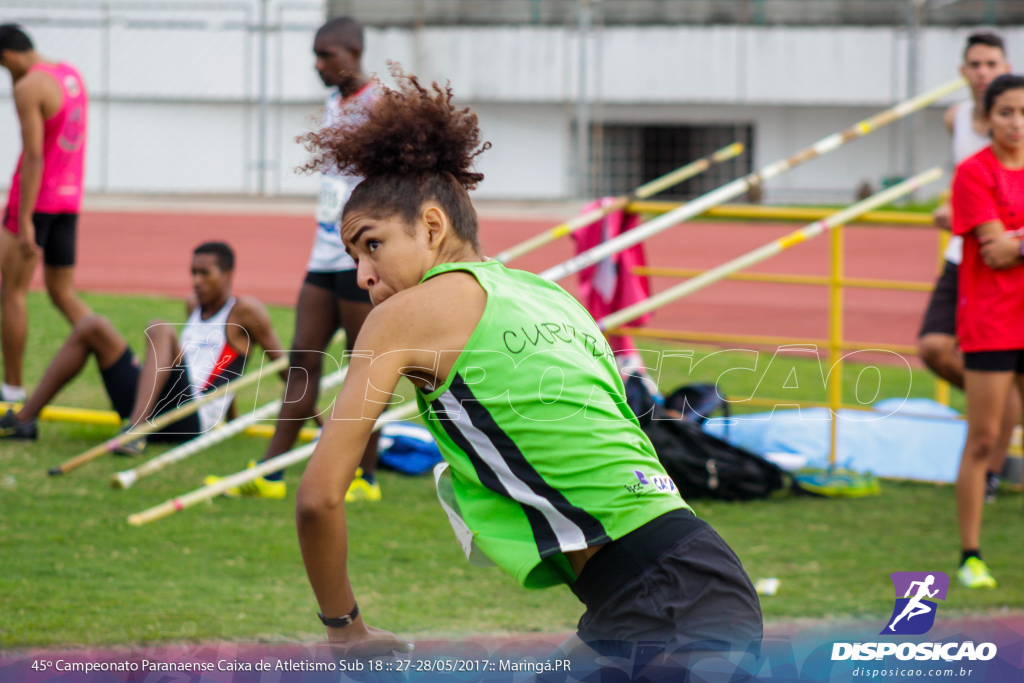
{"left": 430, "top": 392, "right": 562, "bottom": 559}
{"left": 447, "top": 374, "right": 610, "bottom": 554}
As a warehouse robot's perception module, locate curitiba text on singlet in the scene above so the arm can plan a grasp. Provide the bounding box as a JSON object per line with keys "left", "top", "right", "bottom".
{"left": 415, "top": 260, "right": 690, "bottom": 589}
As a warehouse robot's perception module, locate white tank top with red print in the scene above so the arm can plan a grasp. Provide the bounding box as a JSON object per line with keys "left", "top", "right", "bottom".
{"left": 179, "top": 297, "right": 247, "bottom": 431}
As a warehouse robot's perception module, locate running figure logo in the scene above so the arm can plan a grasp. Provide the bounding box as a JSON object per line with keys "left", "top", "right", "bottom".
{"left": 883, "top": 572, "right": 949, "bottom": 635}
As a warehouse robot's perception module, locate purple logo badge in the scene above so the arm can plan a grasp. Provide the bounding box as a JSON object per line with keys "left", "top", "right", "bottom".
{"left": 882, "top": 572, "right": 948, "bottom": 635}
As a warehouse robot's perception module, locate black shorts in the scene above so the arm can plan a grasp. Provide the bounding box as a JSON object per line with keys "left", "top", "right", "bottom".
{"left": 2, "top": 210, "right": 78, "bottom": 267}
{"left": 99, "top": 348, "right": 202, "bottom": 442}
{"left": 303, "top": 269, "right": 372, "bottom": 304}
{"left": 570, "top": 509, "right": 763, "bottom": 655}
{"left": 918, "top": 260, "right": 958, "bottom": 338}
{"left": 963, "top": 349, "right": 1024, "bottom": 373}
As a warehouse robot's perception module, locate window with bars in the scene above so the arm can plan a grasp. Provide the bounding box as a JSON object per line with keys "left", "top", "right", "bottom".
{"left": 591, "top": 123, "right": 755, "bottom": 200}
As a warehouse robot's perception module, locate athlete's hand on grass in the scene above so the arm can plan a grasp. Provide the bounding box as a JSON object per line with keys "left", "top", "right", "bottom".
{"left": 325, "top": 619, "right": 414, "bottom": 656}
{"left": 979, "top": 233, "right": 1022, "bottom": 270}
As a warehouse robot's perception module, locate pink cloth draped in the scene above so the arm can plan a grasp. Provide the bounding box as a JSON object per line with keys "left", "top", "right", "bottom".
{"left": 572, "top": 198, "right": 651, "bottom": 355}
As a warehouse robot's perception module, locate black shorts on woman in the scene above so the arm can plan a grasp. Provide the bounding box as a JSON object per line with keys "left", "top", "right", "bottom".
{"left": 570, "top": 509, "right": 763, "bottom": 657}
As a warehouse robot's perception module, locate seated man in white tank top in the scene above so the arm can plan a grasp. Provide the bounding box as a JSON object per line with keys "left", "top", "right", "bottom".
{"left": 918, "top": 31, "right": 1013, "bottom": 501}
{"left": 0, "top": 242, "right": 287, "bottom": 461}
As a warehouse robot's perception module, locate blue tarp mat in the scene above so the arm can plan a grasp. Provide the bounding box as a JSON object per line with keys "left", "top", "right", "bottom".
{"left": 702, "top": 398, "right": 965, "bottom": 483}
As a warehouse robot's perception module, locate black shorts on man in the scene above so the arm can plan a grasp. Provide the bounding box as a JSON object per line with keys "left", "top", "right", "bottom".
{"left": 1, "top": 210, "right": 78, "bottom": 267}
{"left": 100, "top": 348, "right": 201, "bottom": 441}
{"left": 918, "top": 260, "right": 958, "bottom": 338}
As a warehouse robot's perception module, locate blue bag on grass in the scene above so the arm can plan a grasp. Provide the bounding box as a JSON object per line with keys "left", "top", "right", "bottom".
{"left": 378, "top": 421, "right": 443, "bottom": 476}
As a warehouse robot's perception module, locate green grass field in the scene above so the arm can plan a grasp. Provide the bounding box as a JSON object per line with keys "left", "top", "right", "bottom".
{"left": 1, "top": 291, "right": 1021, "bottom": 650}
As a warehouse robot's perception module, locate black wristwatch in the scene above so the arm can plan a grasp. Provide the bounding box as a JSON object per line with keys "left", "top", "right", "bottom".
{"left": 318, "top": 603, "right": 359, "bottom": 628}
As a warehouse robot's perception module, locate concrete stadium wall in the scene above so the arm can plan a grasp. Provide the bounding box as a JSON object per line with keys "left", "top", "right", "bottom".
{"left": 0, "top": 4, "right": 1019, "bottom": 201}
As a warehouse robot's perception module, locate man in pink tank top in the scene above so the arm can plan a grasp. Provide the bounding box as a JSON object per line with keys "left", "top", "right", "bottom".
{"left": 0, "top": 24, "right": 92, "bottom": 403}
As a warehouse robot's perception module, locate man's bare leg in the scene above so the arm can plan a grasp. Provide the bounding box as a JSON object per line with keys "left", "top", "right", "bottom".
{"left": 17, "top": 315, "right": 126, "bottom": 423}
{"left": 43, "top": 264, "right": 92, "bottom": 326}
{"left": 127, "top": 320, "right": 182, "bottom": 427}
{"left": 260, "top": 282, "right": 341, "bottom": 465}
{"left": 0, "top": 228, "right": 39, "bottom": 391}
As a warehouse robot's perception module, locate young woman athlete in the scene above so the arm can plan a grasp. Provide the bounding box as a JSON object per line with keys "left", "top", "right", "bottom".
{"left": 951, "top": 73, "right": 1024, "bottom": 589}
{"left": 294, "top": 71, "right": 763, "bottom": 659}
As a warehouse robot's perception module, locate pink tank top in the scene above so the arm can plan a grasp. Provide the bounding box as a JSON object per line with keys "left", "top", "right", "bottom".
{"left": 4, "top": 62, "right": 88, "bottom": 231}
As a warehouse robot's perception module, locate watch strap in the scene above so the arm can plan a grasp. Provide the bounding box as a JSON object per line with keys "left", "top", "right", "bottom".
{"left": 318, "top": 603, "right": 359, "bottom": 628}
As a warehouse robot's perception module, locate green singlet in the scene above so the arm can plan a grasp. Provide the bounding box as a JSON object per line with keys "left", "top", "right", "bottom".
{"left": 415, "top": 260, "right": 691, "bottom": 589}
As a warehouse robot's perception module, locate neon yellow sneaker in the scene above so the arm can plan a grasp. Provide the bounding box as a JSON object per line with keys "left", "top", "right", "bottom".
{"left": 346, "top": 468, "right": 382, "bottom": 503}
{"left": 957, "top": 557, "right": 997, "bottom": 589}
{"left": 204, "top": 461, "right": 286, "bottom": 500}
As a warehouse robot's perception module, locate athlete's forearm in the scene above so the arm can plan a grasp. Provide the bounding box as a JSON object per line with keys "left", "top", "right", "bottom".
{"left": 295, "top": 495, "right": 359, "bottom": 621}
{"left": 17, "top": 154, "right": 43, "bottom": 227}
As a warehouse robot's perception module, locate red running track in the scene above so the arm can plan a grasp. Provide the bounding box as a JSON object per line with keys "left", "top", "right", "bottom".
{"left": 31, "top": 209, "right": 940, "bottom": 359}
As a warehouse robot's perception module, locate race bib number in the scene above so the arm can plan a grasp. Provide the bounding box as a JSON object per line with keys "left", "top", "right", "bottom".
{"left": 316, "top": 176, "right": 349, "bottom": 225}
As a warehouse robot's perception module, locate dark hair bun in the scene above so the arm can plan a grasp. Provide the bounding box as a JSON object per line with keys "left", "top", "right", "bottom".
{"left": 300, "top": 63, "right": 490, "bottom": 190}
{"left": 984, "top": 73, "right": 1024, "bottom": 116}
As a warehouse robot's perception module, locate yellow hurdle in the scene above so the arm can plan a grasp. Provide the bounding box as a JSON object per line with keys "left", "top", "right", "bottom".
{"left": 0, "top": 402, "right": 319, "bottom": 441}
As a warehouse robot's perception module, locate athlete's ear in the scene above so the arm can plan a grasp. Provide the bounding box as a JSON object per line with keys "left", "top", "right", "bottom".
{"left": 421, "top": 203, "right": 449, "bottom": 251}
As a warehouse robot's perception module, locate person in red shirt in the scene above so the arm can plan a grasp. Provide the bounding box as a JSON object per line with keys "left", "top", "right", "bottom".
{"left": 950, "top": 73, "right": 1024, "bottom": 590}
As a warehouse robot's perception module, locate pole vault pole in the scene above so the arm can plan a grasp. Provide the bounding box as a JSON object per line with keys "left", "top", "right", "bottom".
{"left": 49, "top": 355, "right": 291, "bottom": 476}
{"left": 50, "top": 331, "right": 346, "bottom": 476}
{"left": 537, "top": 78, "right": 965, "bottom": 284}
{"left": 493, "top": 142, "right": 744, "bottom": 264}
{"left": 126, "top": 170, "right": 941, "bottom": 526}
{"left": 598, "top": 167, "right": 943, "bottom": 331}
{"left": 127, "top": 400, "right": 421, "bottom": 525}
{"left": 111, "top": 367, "right": 349, "bottom": 489}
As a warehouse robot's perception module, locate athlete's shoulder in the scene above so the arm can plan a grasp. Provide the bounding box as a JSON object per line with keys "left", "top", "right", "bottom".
{"left": 228, "top": 294, "right": 271, "bottom": 328}
{"left": 12, "top": 69, "right": 54, "bottom": 104}
{"left": 943, "top": 102, "right": 960, "bottom": 134}
{"left": 362, "top": 272, "right": 485, "bottom": 349}
{"left": 959, "top": 145, "right": 994, "bottom": 174}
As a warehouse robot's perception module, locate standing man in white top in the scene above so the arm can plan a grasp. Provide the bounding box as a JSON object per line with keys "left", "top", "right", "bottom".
{"left": 918, "top": 31, "right": 1013, "bottom": 501}
{"left": 206, "top": 17, "right": 383, "bottom": 502}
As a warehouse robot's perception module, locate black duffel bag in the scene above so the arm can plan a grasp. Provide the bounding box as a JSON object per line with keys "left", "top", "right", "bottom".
{"left": 643, "top": 417, "right": 786, "bottom": 501}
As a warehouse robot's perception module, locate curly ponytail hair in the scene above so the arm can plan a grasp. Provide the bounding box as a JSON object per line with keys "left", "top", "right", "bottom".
{"left": 299, "top": 65, "right": 491, "bottom": 249}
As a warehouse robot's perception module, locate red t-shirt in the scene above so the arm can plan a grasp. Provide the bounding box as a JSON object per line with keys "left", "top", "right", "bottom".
{"left": 952, "top": 146, "right": 1024, "bottom": 352}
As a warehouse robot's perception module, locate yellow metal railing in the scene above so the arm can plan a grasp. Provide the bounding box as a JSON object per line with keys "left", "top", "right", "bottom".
{"left": 628, "top": 201, "right": 935, "bottom": 225}
{"left": 611, "top": 203, "right": 954, "bottom": 463}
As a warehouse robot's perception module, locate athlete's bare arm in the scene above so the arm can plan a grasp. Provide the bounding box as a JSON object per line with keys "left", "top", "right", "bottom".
{"left": 296, "top": 273, "right": 483, "bottom": 652}
{"left": 933, "top": 104, "right": 960, "bottom": 231}
{"left": 228, "top": 295, "right": 288, "bottom": 378}
{"left": 976, "top": 220, "right": 1021, "bottom": 270}
{"left": 11, "top": 71, "right": 58, "bottom": 258}
{"left": 943, "top": 103, "right": 959, "bottom": 135}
